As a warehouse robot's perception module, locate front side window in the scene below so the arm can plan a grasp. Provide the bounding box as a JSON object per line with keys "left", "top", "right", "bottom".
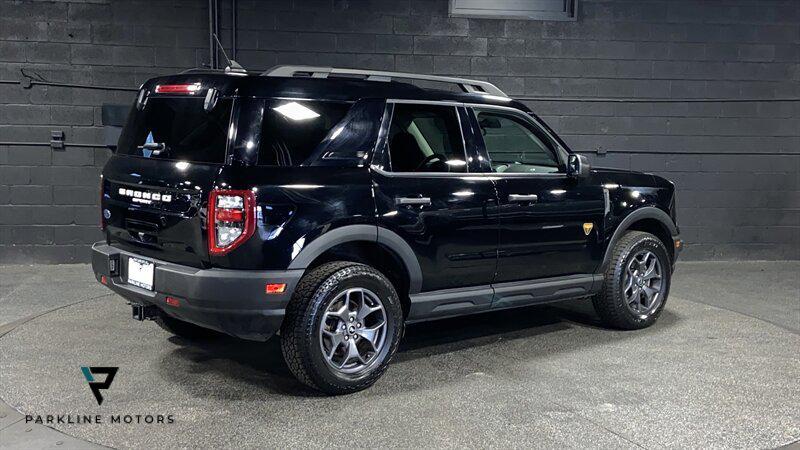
{"left": 475, "top": 109, "right": 560, "bottom": 174}
{"left": 387, "top": 103, "right": 467, "bottom": 173}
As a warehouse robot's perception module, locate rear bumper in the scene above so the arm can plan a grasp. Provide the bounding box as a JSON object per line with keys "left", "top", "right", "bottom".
{"left": 91, "top": 242, "right": 303, "bottom": 341}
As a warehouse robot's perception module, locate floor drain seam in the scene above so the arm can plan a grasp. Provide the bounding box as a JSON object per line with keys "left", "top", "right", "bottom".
{"left": 0, "top": 416, "right": 24, "bottom": 432}
{"left": 0, "top": 293, "right": 114, "bottom": 339}
{"left": 544, "top": 397, "right": 649, "bottom": 449}
{"left": 677, "top": 296, "right": 800, "bottom": 336}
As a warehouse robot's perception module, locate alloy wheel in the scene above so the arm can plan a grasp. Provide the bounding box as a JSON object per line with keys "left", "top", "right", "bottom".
{"left": 623, "top": 249, "right": 664, "bottom": 316}
{"left": 318, "top": 287, "right": 388, "bottom": 375}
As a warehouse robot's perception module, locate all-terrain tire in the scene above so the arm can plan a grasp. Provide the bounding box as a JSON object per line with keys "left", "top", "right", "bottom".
{"left": 280, "top": 261, "right": 404, "bottom": 395}
{"left": 155, "top": 313, "right": 221, "bottom": 340}
{"left": 592, "top": 231, "right": 672, "bottom": 330}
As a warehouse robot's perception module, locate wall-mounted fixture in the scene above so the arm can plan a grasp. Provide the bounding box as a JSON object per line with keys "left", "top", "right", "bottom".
{"left": 449, "top": 0, "right": 578, "bottom": 21}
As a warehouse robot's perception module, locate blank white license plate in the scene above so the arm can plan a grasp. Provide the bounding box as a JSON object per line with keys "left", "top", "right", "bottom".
{"left": 127, "top": 257, "right": 154, "bottom": 291}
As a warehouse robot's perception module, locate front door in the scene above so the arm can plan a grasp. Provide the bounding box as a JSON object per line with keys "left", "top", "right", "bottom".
{"left": 469, "top": 106, "right": 605, "bottom": 283}
{"left": 372, "top": 101, "right": 498, "bottom": 293}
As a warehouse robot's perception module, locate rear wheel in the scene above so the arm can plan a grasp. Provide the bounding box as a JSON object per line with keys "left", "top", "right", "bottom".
{"left": 280, "top": 262, "right": 403, "bottom": 395}
{"left": 593, "top": 231, "right": 671, "bottom": 330}
{"left": 155, "top": 313, "right": 220, "bottom": 340}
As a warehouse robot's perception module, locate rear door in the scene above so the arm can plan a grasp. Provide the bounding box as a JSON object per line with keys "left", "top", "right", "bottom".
{"left": 102, "top": 91, "right": 234, "bottom": 267}
{"left": 468, "top": 106, "right": 605, "bottom": 282}
{"left": 372, "top": 101, "right": 498, "bottom": 296}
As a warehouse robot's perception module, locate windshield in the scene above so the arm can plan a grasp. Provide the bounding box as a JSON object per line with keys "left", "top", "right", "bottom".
{"left": 117, "top": 97, "right": 233, "bottom": 164}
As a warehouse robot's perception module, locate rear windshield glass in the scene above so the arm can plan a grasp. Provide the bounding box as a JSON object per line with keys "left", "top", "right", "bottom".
{"left": 258, "top": 100, "right": 351, "bottom": 166}
{"left": 117, "top": 97, "right": 232, "bottom": 164}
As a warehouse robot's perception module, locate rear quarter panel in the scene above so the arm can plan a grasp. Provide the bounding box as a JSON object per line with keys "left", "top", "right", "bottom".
{"left": 210, "top": 166, "right": 375, "bottom": 270}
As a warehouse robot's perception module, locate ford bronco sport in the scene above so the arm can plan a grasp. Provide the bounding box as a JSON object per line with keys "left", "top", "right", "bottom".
{"left": 92, "top": 65, "right": 681, "bottom": 394}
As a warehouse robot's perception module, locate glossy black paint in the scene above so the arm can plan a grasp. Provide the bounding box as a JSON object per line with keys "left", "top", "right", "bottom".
{"left": 212, "top": 166, "right": 374, "bottom": 270}
{"left": 491, "top": 175, "right": 606, "bottom": 282}
{"left": 102, "top": 71, "right": 679, "bottom": 308}
{"left": 369, "top": 103, "right": 499, "bottom": 291}
{"left": 372, "top": 171, "right": 499, "bottom": 291}
{"left": 102, "top": 157, "right": 376, "bottom": 270}
{"left": 102, "top": 156, "right": 221, "bottom": 267}
{"left": 138, "top": 72, "right": 529, "bottom": 124}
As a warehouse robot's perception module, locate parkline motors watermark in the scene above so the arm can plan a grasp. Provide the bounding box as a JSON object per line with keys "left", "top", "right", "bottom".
{"left": 26, "top": 414, "right": 175, "bottom": 425}
{"left": 24, "top": 367, "right": 176, "bottom": 426}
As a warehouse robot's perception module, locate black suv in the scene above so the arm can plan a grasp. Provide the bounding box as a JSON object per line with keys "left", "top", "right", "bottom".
{"left": 92, "top": 66, "right": 681, "bottom": 394}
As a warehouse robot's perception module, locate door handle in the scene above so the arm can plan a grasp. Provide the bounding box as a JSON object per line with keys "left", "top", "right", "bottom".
{"left": 508, "top": 194, "right": 538, "bottom": 203}
{"left": 396, "top": 197, "right": 431, "bottom": 206}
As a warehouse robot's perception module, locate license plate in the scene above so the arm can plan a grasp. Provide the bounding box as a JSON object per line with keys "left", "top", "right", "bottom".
{"left": 127, "top": 257, "right": 154, "bottom": 291}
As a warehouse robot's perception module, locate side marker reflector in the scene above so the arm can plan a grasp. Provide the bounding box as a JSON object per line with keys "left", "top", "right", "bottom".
{"left": 100, "top": 275, "right": 107, "bottom": 285}
{"left": 266, "top": 283, "right": 286, "bottom": 294}
{"left": 165, "top": 296, "right": 181, "bottom": 307}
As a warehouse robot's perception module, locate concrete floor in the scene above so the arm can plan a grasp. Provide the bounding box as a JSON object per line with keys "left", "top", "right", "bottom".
{"left": 0, "top": 262, "right": 798, "bottom": 449}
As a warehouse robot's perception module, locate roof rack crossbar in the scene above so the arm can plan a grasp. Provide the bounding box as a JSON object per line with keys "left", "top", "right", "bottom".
{"left": 262, "top": 65, "right": 507, "bottom": 98}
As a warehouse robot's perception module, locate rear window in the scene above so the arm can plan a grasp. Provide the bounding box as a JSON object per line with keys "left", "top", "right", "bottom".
{"left": 117, "top": 97, "right": 233, "bottom": 164}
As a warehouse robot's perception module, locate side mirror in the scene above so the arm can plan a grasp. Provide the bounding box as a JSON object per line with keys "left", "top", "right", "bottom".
{"left": 567, "top": 154, "right": 590, "bottom": 178}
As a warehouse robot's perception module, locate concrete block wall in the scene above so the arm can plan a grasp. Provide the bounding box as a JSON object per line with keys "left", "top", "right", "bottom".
{"left": 1, "top": 0, "right": 798, "bottom": 263}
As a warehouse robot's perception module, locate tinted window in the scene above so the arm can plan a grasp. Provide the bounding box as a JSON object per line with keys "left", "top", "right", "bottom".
{"left": 475, "top": 109, "right": 560, "bottom": 174}
{"left": 302, "top": 99, "right": 385, "bottom": 167}
{"left": 388, "top": 104, "right": 466, "bottom": 173}
{"left": 258, "top": 100, "right": 351, "bottom": 166}
{"left": 117, "top": 97, "right": 232, "bottom": 164}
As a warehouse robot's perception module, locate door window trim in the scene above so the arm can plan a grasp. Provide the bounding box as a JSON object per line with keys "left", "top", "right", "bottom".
{"left": 371, "top": 99, "right": 478, "bottom": 178}
{"left": 466, "top": 103, "right": 570, "bottom": 178}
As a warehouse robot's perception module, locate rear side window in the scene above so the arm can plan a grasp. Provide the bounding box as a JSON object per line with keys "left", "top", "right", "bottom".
{"left": 117, "top": 97, "right": 233, "bottom": 164}
{"left": 387, "top": 103, "right": 467, "bottom": 173}
{"left": 258, "top": 100, "right": 351, "bottom": 166}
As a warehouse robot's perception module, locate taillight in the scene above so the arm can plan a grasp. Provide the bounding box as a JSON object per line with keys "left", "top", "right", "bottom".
{"left": 154, "top": 83, "right": 202, "bottom": 94}
{"left": 207, "top": 189, "right": 256, "bottom": 256}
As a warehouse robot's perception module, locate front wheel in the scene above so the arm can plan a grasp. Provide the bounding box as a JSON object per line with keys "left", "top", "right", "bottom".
{"left": 593, "top": 231, "right": 672, "bottom": 330}
{"left": 280, "top": 262, "right": 404, "bottom": 394}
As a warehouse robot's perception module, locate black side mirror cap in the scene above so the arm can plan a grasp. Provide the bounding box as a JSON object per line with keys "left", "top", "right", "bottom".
{"left": 567, "top": 154, "right": 590, "bottom": 178}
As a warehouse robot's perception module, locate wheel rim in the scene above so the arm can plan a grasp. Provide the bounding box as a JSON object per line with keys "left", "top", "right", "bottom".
{"left": 318, "top": 287, "right": 388, "bottom": 375}
{"left": 623, "top": 249, "right": 664, "bottom": 317}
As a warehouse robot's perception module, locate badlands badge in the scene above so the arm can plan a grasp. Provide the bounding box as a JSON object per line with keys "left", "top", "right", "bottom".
{"left": 583, "top": 222, "right": 594, "bottom": 236}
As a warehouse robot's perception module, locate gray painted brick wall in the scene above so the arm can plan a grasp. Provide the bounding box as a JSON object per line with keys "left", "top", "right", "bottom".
{"left": 0, "top": 0, "right": 798, "bottom": 263}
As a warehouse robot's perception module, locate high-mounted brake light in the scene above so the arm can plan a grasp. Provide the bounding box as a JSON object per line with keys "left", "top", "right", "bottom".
{"left": 154, "top": 83, "right": 202, "bottom": 94}
{"left": 208, "top": 189, "right": 256, "bottom": 256}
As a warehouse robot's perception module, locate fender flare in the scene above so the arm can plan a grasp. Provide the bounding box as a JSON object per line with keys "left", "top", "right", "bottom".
{"left": 600, "top": 206, "right": 678, "bottom": 272}
{"left": 287, "top": 224, "right": 423, "bottom": 294}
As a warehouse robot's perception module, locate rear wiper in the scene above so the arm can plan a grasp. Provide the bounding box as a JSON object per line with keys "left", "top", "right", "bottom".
{"left": 138, "top": 142, "right": 166, "bottom": 156}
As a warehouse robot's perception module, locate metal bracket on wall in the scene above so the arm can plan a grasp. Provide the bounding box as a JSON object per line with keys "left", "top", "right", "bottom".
{"left": 595, "top": 146, "right": 607, "bottom": 156}
{"left": 50, "top": 131, "right": 65, "bottom": 150}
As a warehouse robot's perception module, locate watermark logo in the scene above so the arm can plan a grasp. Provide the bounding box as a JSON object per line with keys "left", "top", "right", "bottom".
{"left": 81, "top": 367, "right": 118, "bottom": 405}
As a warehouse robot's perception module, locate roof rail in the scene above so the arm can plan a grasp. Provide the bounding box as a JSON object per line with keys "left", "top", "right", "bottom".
{"left": 262, "top": 65, "right": 508, "bottom": 98}
{"left": 179, "top": 65, "right": 248, "bottom": 76}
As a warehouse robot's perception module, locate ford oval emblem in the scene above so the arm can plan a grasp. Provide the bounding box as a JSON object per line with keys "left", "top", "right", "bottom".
{"left": 103, "top": 209, "right": 111, "bottom": 219}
